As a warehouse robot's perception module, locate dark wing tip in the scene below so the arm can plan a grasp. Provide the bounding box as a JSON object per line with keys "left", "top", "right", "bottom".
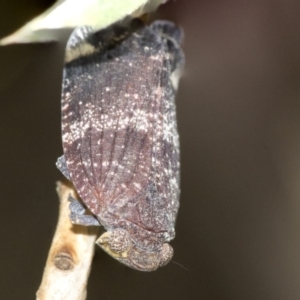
{"left": 150, "top": 20, "right": 184, "bottom": 45}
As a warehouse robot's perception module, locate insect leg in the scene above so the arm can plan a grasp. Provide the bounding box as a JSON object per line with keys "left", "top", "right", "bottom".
{"left": 68, "top": 195, "right": 101, "bottom": 226}
{"left": 56, "top": 155, "right": 71, "bottom": 180}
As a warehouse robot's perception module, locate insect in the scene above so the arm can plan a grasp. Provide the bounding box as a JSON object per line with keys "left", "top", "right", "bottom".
{"left": 56, "top": 19, "right": 184, "bottom": 271}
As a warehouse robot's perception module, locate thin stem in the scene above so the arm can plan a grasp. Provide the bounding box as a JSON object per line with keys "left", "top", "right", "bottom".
{"left": 36, "top": 180, "right": 99, "bottom": 300}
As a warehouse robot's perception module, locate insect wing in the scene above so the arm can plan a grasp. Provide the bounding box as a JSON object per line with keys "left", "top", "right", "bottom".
{"left": 61, "top": 22, "right": 180, "bottom": 233}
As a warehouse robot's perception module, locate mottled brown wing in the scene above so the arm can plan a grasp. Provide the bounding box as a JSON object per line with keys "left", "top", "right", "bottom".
{"left": 61, "top": 21, "right": 180, "bottom": 234}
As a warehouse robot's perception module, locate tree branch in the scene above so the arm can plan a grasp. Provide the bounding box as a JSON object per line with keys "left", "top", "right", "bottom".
{"left": 36, "top": 180, "right": 99, "bottom": 300}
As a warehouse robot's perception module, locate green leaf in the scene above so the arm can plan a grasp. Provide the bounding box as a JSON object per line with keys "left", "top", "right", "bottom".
{"left": 0, "top": 0, "right": 166, "bottom": 45}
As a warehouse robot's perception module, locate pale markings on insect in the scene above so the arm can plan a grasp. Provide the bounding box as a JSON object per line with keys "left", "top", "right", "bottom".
{"left": 58, "top": 19, "right": 184, "bottom": 271}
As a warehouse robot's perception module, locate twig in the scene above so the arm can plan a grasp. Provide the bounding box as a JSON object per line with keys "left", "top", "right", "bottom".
{"left": 36, "top": 180, "right": 99, "bottom": 300}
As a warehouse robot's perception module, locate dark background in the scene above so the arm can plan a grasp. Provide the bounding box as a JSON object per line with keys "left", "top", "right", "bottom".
{"left": 1, "top": 0, "right": 300, "bottom": 299}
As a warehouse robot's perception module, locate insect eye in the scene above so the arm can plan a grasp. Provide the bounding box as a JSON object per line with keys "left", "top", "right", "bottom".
{"left": 159, "top": 243, "right": 174, "bottom": 267}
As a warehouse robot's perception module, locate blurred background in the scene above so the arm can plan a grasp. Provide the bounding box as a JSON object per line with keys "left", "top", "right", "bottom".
{"left": 1, "top": 0, "right": 300, "bottom": 299}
